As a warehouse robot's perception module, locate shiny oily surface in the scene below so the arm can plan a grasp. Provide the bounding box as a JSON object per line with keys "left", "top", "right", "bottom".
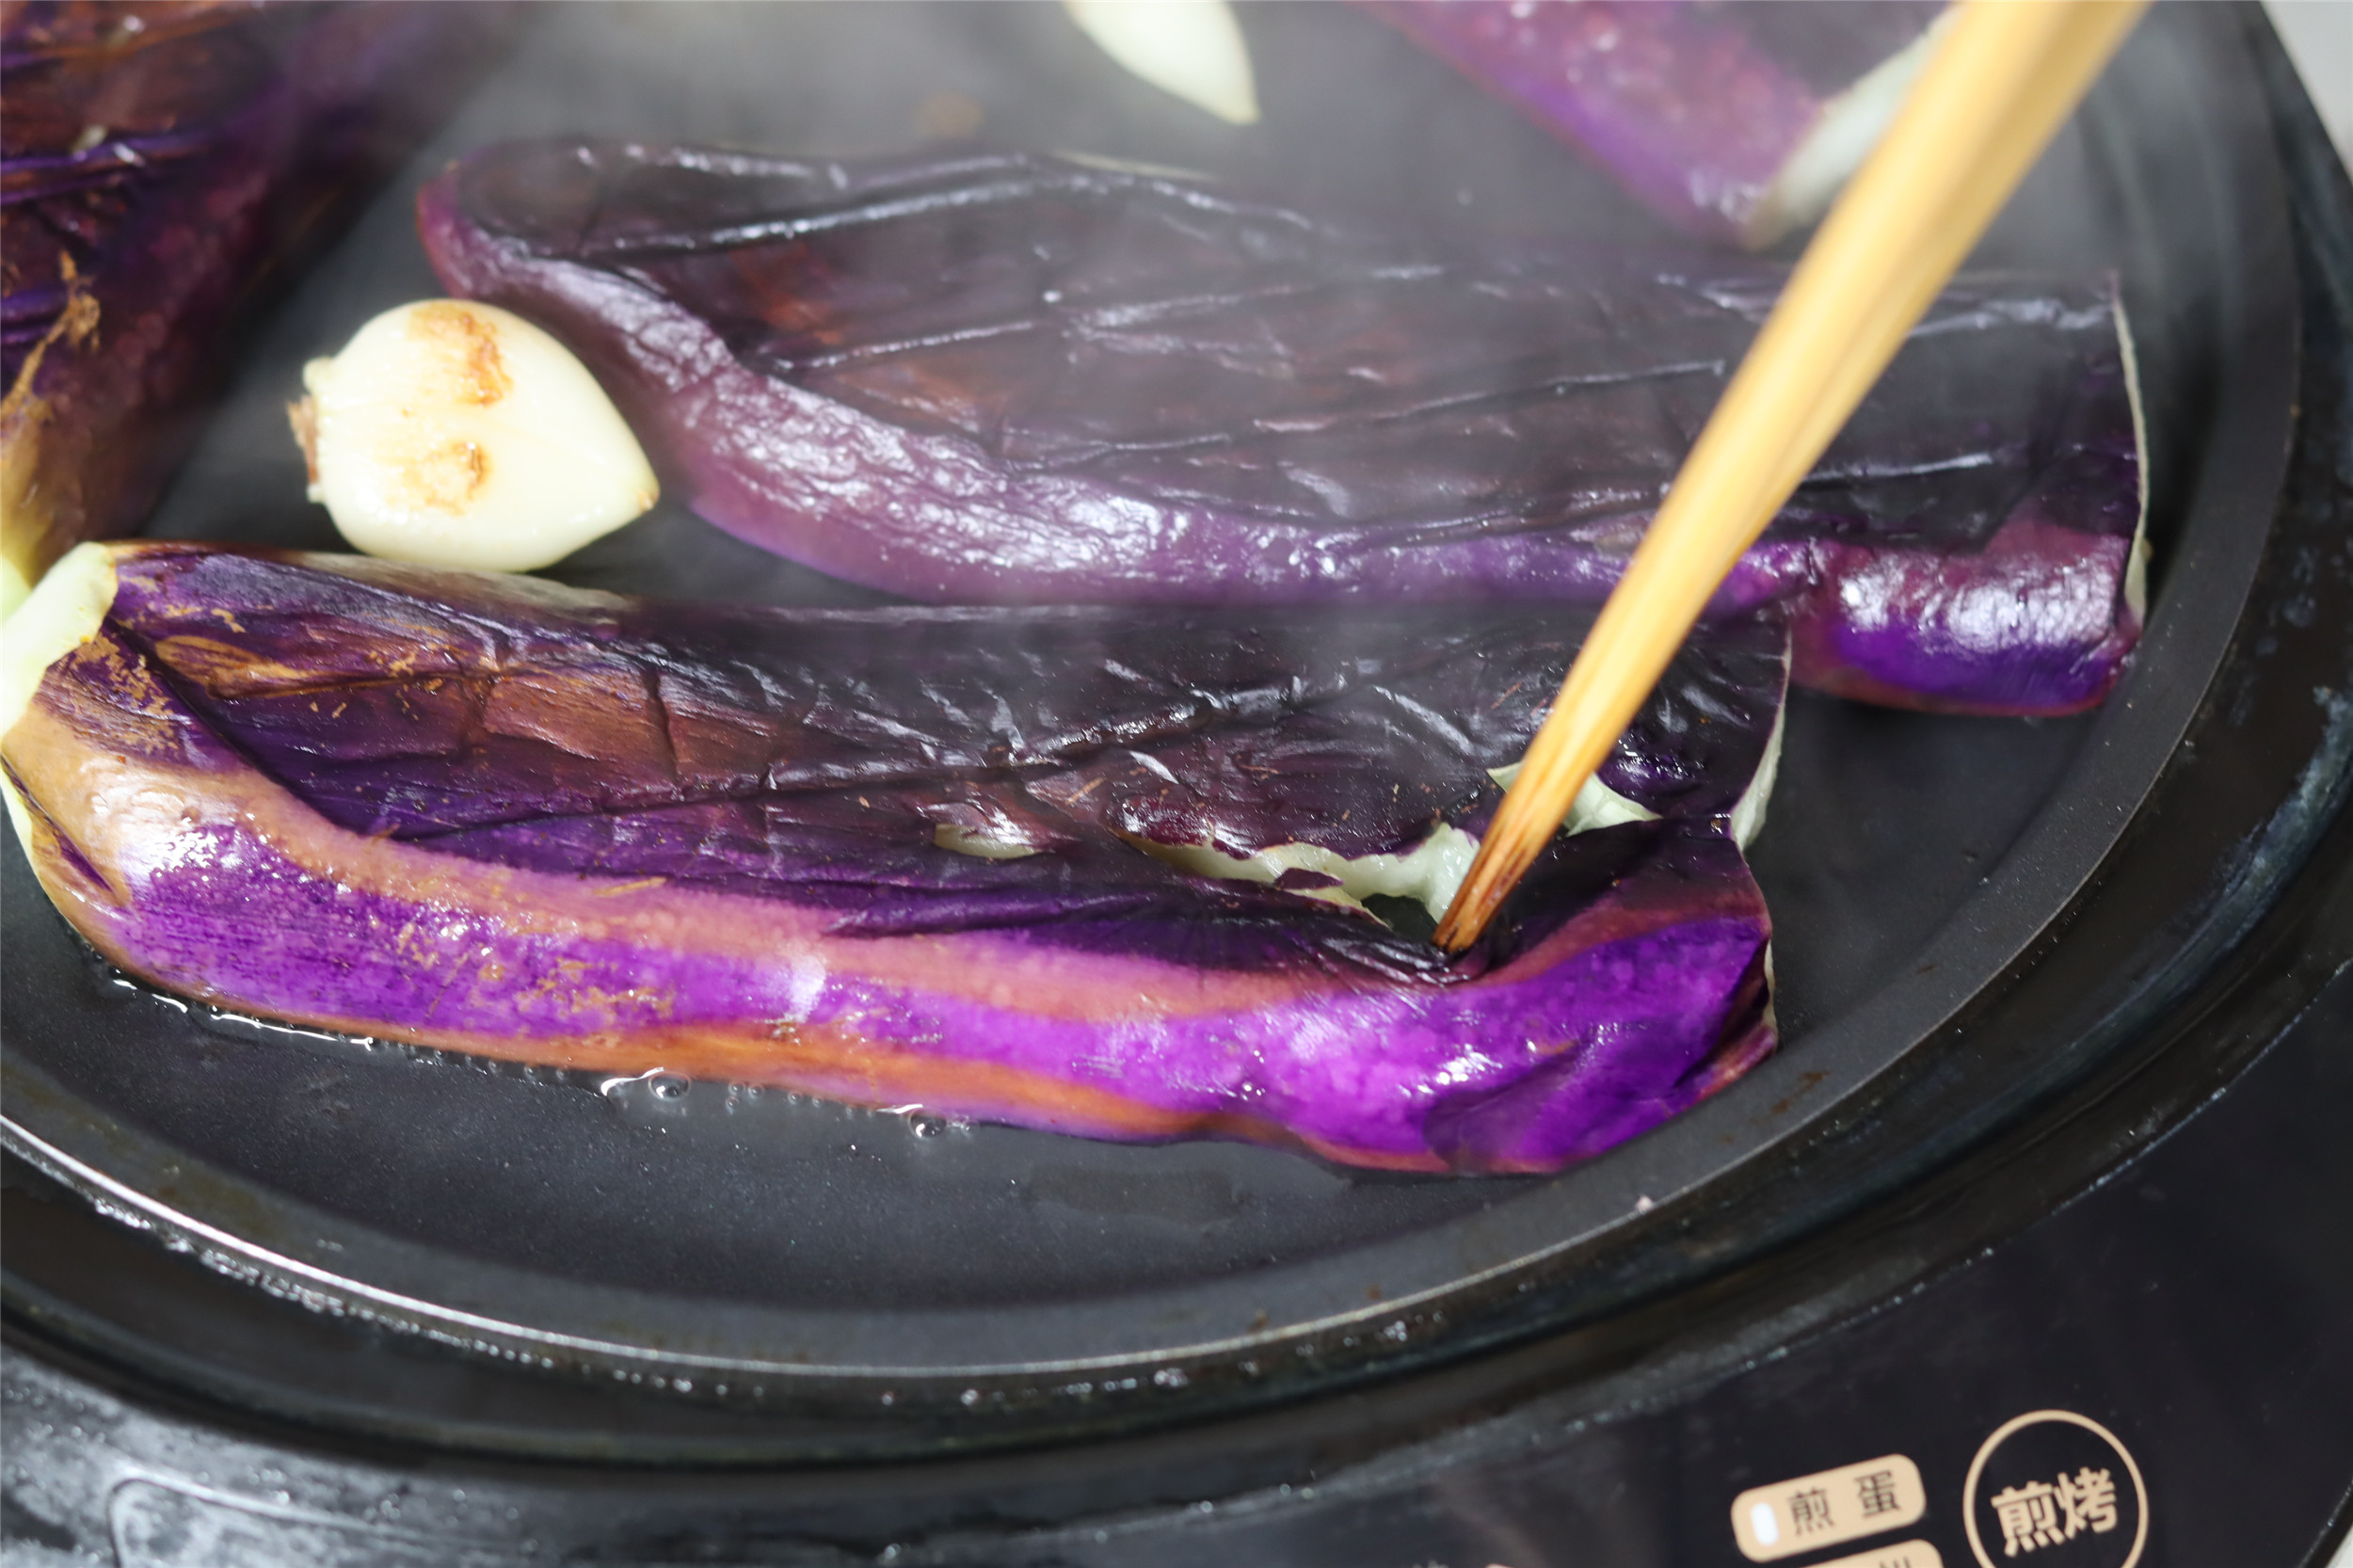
{"left": 0, "top": 2, "right": 515, "bottom": 614}
{"left": 6, "top": 543, "right": 1782, "bottom": 1173}
{"left": 424, "top": 141, "right": 2142, "bottom": 715}
{"left": 0, "top": 3, "right": 2296, "bottom": 1408}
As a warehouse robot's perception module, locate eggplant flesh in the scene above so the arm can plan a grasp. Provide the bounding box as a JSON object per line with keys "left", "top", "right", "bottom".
{"left": 1359, "top": 0, "right": 1948, "bottom": 248}
{"left": 422, "top": 144, "right": 2144, "bottom": 716}
{"left": 4, "top": 542, "right": 1785, "bottom": 1173}
{"left": 0, "top": 0, "right": 517, "bottom": 615}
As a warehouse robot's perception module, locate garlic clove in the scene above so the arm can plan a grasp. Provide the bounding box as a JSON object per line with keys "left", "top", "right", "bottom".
{"left": 1063, "top": 0, "right": 1261, "bottom": 127}
{"left": 292, "top": 299, "right": 659, "bottom": 572}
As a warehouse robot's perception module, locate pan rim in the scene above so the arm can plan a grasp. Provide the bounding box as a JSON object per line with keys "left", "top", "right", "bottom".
{"left": 0, "top": 0, "right": 2307, "bottom": 1422}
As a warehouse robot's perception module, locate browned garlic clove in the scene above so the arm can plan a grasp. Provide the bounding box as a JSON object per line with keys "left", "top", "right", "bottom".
{"left": 291, "top": 300, "right": 657, "bottom": 571}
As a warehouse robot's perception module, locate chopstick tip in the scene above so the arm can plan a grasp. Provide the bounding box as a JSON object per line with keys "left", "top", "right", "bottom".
{"left": 1433, "top": 829, "right": 1540, "bottom": 952}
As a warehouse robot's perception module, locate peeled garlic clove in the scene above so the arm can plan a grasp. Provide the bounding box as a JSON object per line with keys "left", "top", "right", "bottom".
{"left": 1063, "top": 0, "right": 1260, "bottom": 126}
{"left": 292, "top": 299, "right": 658, "bottom": 572}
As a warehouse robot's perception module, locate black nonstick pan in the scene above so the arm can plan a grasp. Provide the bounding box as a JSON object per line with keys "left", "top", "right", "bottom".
{"left": 0, "top": 1, "right": 2313, "bottom": 1463}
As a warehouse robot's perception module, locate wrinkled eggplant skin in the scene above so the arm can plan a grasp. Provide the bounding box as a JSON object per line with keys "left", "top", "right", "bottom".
{"left": 1358, "top": 0, "right": 1944, "bottom": 246}
{"left": 422, "top": 145, "right": 2141, "bottom": 716}
{"left": 6, "top": 543, "right": 1785, "bottom": 1173}
{"left": 106, "top": 544, "right": 1785, "bottom": 942}
{"left": 0, "top": 1, "right": 519, "bottom": 604}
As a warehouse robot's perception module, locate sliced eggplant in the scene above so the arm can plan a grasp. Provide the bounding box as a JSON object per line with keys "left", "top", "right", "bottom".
{"left": 1360, "top": 0, "right": 1949, "bottom": 248}
{"left": 0, "top": 0, "right": 519, "bottom": 615}
{"left": 420, "top": 143, "right": 2144, "bottom": 715}
{"left": 4, "top": 541, "right": 1786, "bottom": 1173}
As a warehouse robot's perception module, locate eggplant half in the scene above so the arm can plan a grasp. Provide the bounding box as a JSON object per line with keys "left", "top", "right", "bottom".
{"left": 421, "top": 144, "right": 2145, "bottom": 716}
{"left": 1359, "top": 0, "right": 1948, "bottom": 248}
{"left": 0, "top": 0, "right": 517, "bottom": 616}
{"left": 4, "top": 542, "right": 1785, "bottom": 1173}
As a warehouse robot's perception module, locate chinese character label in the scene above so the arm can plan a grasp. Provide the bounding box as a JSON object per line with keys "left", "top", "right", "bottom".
{"left": 1804, "top": 1544, "right": 1947, "bottom": 1568}
{"left": 1731, "top": 1455, "right": 1925, "bottom": 1561}
{"left": 2057, "top": 1468, "right": 2119, "bottom": 1536}
{"left": 1790, "top": 1488, "right": 1835, "bottom": 1535}
{"left": 1964, "top": 1410, "right": 2145, "bottom": 1568}
{"left": 1991, "top": 1480, "right": 2065, "bottom": 1556}
{"left": 1857, "top": 1469, "right": 1905, "bottom": 1519}
{"left": 1990, "top": 1466, "right": 2122, "bottom": 1555}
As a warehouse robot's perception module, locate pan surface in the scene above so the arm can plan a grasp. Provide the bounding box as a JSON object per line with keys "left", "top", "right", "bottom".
{"left": 0, "top": 2, "right": 2299, "bottom": 1449}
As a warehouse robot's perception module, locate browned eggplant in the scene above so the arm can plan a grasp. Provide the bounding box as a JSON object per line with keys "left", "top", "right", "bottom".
{"left": 4, "top": 541, "right": 1787, "bottom": 1173}
{"left": 0, "top": 0, "right": 518, "bottom": 614}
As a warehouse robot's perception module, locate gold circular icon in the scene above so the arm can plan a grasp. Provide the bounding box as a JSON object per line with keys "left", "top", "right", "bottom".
{"left": 1963, "top": 1409, "right": 2148, "bottom": 1568}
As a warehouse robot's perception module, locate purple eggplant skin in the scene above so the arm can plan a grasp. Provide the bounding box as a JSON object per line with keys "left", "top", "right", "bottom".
{"left": 4, "top": 542, "right": 1785, "bottom": 1174}
{"left": 0, "top": 0, "right": 520, "bottom": 613}
{"left": 421, "top": 144, "right": 2144, "bottom": 716}
{"left": 1357, "top": 0, "right": 1946, "bottom": 248}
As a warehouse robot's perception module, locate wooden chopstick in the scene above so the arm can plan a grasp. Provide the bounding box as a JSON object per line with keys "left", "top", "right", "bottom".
{"left": 1433, "top": 0, "right": 2150, "bottom": 952}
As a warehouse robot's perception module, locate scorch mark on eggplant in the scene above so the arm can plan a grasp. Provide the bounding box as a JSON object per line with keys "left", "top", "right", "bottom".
{"left": 419, "top": 143, "right": 2144, "bottom": 715}
{"left": 5, "top": 542, "right": 1787, "bottom": 1174}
